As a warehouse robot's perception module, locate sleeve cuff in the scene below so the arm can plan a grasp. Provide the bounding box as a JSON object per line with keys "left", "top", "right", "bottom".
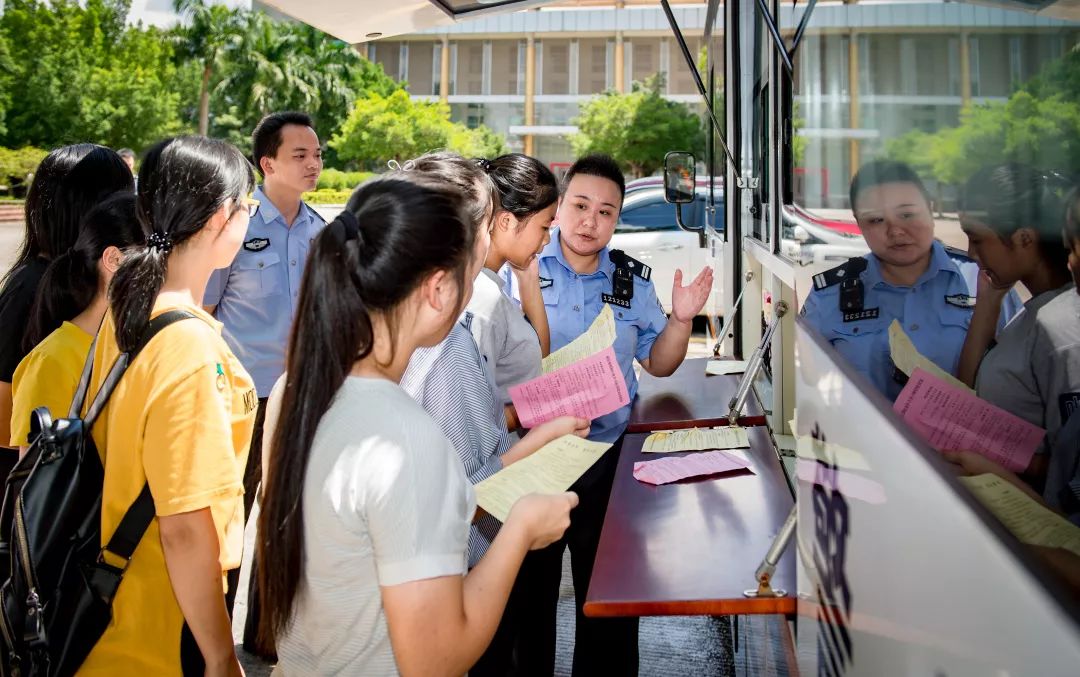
{"left": 376, "top": 552, "right": 466, "bottom": 587}
{"left": 154, "top": 481, "right": 244, "bottom": 517}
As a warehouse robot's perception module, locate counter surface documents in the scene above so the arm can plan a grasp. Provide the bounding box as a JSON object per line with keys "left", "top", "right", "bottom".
{"left": 584, "top": 426, "right": 796, "bottom": 617}
{"left": 627, "top": 357, "right": 768, "bottom": 432}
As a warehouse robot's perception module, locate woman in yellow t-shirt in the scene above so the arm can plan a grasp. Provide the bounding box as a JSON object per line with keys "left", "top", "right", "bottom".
{"left": 10, "top": 193, "right": 144, "bottom": 452}
{"left": 77, "top": 136, "right": 257, "bottom": 677}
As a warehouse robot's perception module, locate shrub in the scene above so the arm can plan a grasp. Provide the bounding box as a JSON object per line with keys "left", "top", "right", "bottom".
{"left": 316, "top": 168, "right": 373, "bottom": 191}
{"left": 303, "top": 188, "right": 354, "bottom": 204}
{"left": 0, "top": 146, "right": 47, "bottom": 195}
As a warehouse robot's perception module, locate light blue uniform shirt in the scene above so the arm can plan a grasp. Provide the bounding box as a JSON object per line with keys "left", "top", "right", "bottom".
{"left": 204, "top": 187, "right": 325, "bottom": 396}
{"left": 511, "top": 229, "right": 668, "bottom": 443}
{"left": 801, "top": 240, "right": 1022, "bottom": 401}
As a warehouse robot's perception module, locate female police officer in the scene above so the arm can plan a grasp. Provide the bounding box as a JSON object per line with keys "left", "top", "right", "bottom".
{"left": 801, "top": 160, "right": 1022, "bottom": 401}
{"left": 510, "top": 154, "right": 713, "bottom": 677}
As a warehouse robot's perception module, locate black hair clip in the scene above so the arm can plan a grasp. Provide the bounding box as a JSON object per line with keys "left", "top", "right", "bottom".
{"left": 148, "top": 231, "right": 173, "bottom": 254}
{"left": 475, "top": 158, "right": 493, "bottom": 172}
{"left": 330, "top": 210, "right": 362, "bottom": 247}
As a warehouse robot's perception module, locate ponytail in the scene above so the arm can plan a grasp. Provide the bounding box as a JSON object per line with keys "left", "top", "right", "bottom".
{"left": 110, "top": 136, "right": 253, "bottom": 352}
{"left": 25, "top": 192, "right": 143, "bottom": 349}
{"left": 258, "top": 175, "right": 474, "bottom": 645}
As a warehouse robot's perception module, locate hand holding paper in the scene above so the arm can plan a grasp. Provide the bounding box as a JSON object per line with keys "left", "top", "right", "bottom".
{"left": 475, "top": 435, "right": 612, "bottom": 521}
{"left": 894, "top": 369, "right": 1045, "bottom": 472}
{"left": 642, "top": 427, "right": 750, "bottom": 453}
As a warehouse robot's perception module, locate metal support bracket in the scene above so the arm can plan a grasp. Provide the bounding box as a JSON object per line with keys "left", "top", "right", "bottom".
{"left": 674, "top": 203, "right": 708, "bottom": 248}
{"left": 727, "top": 300, "right": 789, "bottom": 422}
{"left": 743, "top": 504, "right": 797, "bottom": 599}
{"left": 712, "top": 271, "right": 754, "bottom": 356}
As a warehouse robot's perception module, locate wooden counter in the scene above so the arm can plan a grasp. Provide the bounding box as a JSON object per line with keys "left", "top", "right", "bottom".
{"left": 628, "top": 357, "right": 768, "bottom": 432}
{"left": 584, "top": 426, "right": 796, "bottom": 617}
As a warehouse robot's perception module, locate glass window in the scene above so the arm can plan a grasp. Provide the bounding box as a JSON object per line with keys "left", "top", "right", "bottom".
{"left": 457, "top": 41, "right": 484, "bottom": 96}
{"left": 490, "top": 40, "right": 521, "bottom": 96}
{"left": 408, "top": 42, "right": 435, "bottom": 95}
{"left": 541, "top": 40, "right": 571, "bottom": 95}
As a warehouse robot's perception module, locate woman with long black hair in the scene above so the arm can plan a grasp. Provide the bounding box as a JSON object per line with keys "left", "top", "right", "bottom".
{"left": 0, "top": 144, "right": 132, "bottom": 462}
{"left": 257, "top": 172, "right": 576, "bottom": 675}
{"left": 10, "top": 193, "right": 144, "bottom": 452}
{"left": 78, "top": 136, "right": 258, "bottom": 676}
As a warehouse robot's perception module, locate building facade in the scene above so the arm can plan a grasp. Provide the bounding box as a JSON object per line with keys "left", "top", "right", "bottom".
{"left": 366, "top": 1, "right": 1079, "bottom": 207}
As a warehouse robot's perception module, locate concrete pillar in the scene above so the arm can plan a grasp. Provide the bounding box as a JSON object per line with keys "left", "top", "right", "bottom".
{"left": 960, "top": 31, "right": 971, "bottom": 107}
{"left": 440, "top": 36, "right": 451, "bottom": 102}
{"left": 847, "top": 31, "right": 860, "bottom": 187}
{"left": 525, "top": 34, "right": 537, "bottom": 157}
{"left": 615, "top": 34, "right": 625, "bottom": 93}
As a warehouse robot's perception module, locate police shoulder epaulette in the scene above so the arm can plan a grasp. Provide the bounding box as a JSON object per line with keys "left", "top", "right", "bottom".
{"left": 811, "top": 256, "right": 868, "bottom": 291}
{"left": 942, "top": 243, "right": 972, "bottom": 261}
{"left": 609, "top": 249, "right": 652, "bottom": 282}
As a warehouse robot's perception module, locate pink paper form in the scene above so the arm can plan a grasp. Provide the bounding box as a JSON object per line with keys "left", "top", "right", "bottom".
{"left": 509, "top": 345, "right": 630, "bottom": 429}
{"left": 893, "top": 368, "right": 1045, "bottom": 472}
{"left": 633, "top": 450, "right": 752, "bottom": 485}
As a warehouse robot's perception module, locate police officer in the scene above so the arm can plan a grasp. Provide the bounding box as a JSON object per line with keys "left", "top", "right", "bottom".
{"left": 203, "top": 110, "right": 325, "bottom": 655}
{"left": 511, "top": 154, "right": 712, "bottom": 677}
{"left": 801, "top": 160, "right": 1022, "bottom": 402}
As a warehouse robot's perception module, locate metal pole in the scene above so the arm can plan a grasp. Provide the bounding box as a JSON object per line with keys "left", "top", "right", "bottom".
{"left": 727, "top": 301, "right": 789, "bottom": 422}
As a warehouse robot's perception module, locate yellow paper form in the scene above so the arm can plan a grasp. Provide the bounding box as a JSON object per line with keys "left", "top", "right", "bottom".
{"left": 542, "top": 304, "right": 616, "bottom": 373}
{"left": 790, "top": 414, "right": 872, "bottom": 471}
{"left": 642, "top": 427, "right": 750, "bottom": 453}
{"left": 960, "top": 473, "right": 1080, "bottom": 558}
{"left": 705, "top": 359, "right": 748, "bottom": 376}
{"left": 889, "top": 320, "right": 972, "bottom": 392}
{"left": 475, "top": 435, "right": 612, "bottom": 522}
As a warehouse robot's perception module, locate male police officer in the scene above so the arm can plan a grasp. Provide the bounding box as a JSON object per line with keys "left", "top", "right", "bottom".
{"left": 513, "top": 155, "right": 713, "bottom": 676}
{"left": 802, "top": 160, "right": 1021, "bottom": 401}
{"left": 204, "top": 111, "right": 324, "bottom": 653}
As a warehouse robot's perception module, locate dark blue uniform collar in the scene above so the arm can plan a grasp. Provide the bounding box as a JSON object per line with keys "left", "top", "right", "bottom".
{"left": 863, "top": 240, "right": 961, "bottom": 289}
{"left": 543, "top": 228, "right": 615, "bottom": 282}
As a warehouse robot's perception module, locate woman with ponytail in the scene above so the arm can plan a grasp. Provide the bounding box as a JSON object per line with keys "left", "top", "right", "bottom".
{"left": 0, "top": 144, "right": 132, "bottom": 461}
{"left": 78, "top": 136, "right": 257, "bottom": 676}
{"left": 10, "top": 193, "right": 144, "bottom": 451}
{"left": 257, "top": 172, "right": 577, "bottom": 676}
{"left": 468, "top": 153, "right": 559, "bottom": 431}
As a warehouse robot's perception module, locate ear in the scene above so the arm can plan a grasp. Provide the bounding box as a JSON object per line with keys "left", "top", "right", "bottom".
{"left": 259, "top": 154, "right": 275, "bottom": 178}
{"left": 203, "top": 202, "right": 232, "bottom": 237}
{"left": 1014, "top": 227, "right": 1037, "bottom": 249}
{"left": 496, "top": 210, "right": 515, "bottom": 233}
{"left": 421, "top": 269, "right": 452, "bottom": 313}
{"left": 100, "top": 246, "right": 123, "bottom": 274}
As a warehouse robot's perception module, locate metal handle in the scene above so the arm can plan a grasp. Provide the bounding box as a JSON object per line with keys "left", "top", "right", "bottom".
{"left": 727, "top": 301, "right": 789, "bottom": 422}
{"left": 656, "top": 243, "right": 683, "bottom": 251}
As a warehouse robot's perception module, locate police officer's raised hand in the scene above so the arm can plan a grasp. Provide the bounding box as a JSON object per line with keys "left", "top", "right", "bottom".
{"left": 507, "top": 492, "right": 579, "bottom": 550}
{"left": 671, "top": 266, "right": 714, "bottom": 322}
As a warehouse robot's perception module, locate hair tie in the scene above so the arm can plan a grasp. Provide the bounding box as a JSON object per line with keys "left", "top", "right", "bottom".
{"left": 330, "top": 210, "right": 362, "bottom": 247}
{"left": 387, "top": 159, "right": 416, "bottom": 172}
{"left": 148, "top": 230, "right": 173, "bottom": 254}
{"left": 475, "top": 158, "right": 493, "bottom": 173}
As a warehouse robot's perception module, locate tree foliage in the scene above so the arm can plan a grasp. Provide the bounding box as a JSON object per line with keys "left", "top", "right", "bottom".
{"left": 331, "top": 90, "right": 506, "bottom": 167}
{"left": 0, "top": 0, "right": 184, "bottom": 150}
{"left": 571, "top": 75, "right": 704, "bottom": 178}
{"left": 887, "top": 49, "right": 1080, "bottom": 186}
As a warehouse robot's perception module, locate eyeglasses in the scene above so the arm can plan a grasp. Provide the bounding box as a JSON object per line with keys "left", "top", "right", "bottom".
{"left": 240, "top": 195, "right": 260, "bottom": 218}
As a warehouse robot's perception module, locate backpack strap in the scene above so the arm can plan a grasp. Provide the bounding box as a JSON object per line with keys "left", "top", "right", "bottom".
{"left": 91, "top": 310, "right": 200, "bottom": 589}
{"left": 82, "top": 310, "right": 198, "bottom": 429}
{"left": 67, "top": 333, "right": 99, "bottom": 418}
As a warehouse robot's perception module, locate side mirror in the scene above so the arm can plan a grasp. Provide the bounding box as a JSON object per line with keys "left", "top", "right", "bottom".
{"left": 663, "top": 151, "right": 696, "bottom": 205}
{"left": 792, "top": 225, "right": 810, "bottom": 243}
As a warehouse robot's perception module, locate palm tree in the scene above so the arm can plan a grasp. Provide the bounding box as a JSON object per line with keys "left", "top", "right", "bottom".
{"left": 172, "top": 0, "right": 243, "bottom": 135}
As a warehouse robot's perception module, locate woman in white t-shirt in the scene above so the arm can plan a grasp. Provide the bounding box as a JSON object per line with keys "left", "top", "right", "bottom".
{"left": 468, "top": 153, "right": 560, "bottom": 431}
{"left": 256, "top": 173, "right": 577, "bottom": 676}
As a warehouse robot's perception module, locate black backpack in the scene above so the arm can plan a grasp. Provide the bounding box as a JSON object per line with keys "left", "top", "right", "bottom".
{"left": 0, "top": 310, "right": 196, "bottom": 677}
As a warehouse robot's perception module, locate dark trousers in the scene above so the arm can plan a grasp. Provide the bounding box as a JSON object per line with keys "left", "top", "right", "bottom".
{"left": 224, "top": 397, "right": 273, "bottom": 657}
{"left": 515, "top": 438, "right": 639, "bottom": 677}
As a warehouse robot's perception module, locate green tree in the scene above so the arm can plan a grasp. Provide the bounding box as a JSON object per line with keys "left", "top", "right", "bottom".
{"left": 331, "top": 90, "right": 507, "bottom": 167}
{"left": 1, "top": 0, "right": 184, "bottom": 149}
{"left": 172, "top": 0, "right": 243, "bottom": 136}
{"left": 448, "top": 124, "right": 508, "bottom": 159}
{"left": 571, "top": 75, "right": 704, "bottom": 178}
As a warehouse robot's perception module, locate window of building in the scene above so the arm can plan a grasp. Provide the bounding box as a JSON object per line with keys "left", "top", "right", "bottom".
{"left": 374, "top": 42, "right": 402, "bottom": 86}
{"left": 629, "top": 38, "right": 660, "bottom": 88}
{"left": 490, "top": 40, "right": 521, "bottom": 96}
{"left": 578, "top": 38, "right": 609, "bottom": 95}
{"left": 457, "top": 41, "right": 485, "bottom": 95}
{"left": 541, "top": 40, "right": 571, "bottom": 95}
